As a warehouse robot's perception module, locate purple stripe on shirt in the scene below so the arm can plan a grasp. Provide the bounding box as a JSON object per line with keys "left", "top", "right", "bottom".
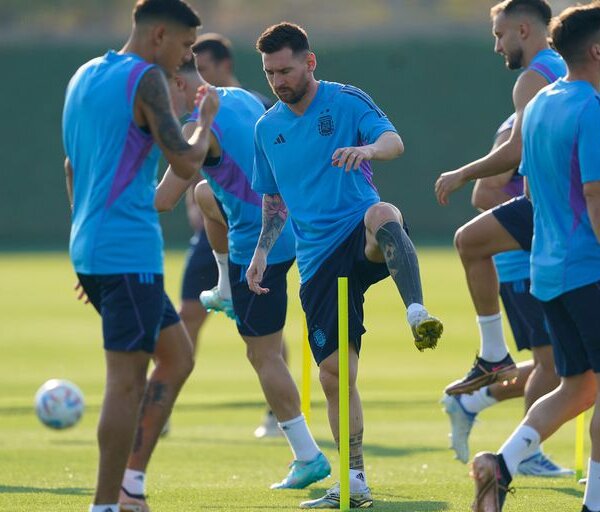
{"left": 105, "top": 121, "right": 154, "bottom": 208}
{"left": 203, "top": 152, "right": 262, "bottom": 207}
{"left": 503, "top": 175, "right": 524, "bottom": 198}
{"left": 529, "top": 62, "right": 558, "bottom": 83}
{"left": 569, "top": 140, "right": 586, "bottom": 233}
{"left": 359, "top": 160, "right": 377, "bottom": 192}
{"left": 126, "top": 61, "right": 152, "bottom": 105}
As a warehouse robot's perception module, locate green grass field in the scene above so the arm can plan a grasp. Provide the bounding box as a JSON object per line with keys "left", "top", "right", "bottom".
{"left": 0, "top": 249, "right": 585, "bottom": 511}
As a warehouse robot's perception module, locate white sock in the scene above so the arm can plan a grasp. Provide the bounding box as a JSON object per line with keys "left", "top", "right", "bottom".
{"left": 122, "top": 468, "right": 145, "bottom": 496}
{"left": 477, "top": 313, "right": 509, "bottom": 361}
{"left": 89, "top": 505, "right": 119, "bottom": 512}
{"left": 407, "top": 303, "right": 427, "bottom": 325}
{"left": 349, "top": 469, "right": 368, "bottom": 492}
{"left": 278, "top": 414, "right": 320, "bottom": 462}
{"left": 499, "top": 424, "right": 541, "bottom": 477}
{"left": 459, "top": 387, "right": 497, "bottom": 414}
{"left": 584, "top": 459, "right": 600, "bottom": 511}
{"left": 213, "top": 251, "right": 231, "bottom": 300}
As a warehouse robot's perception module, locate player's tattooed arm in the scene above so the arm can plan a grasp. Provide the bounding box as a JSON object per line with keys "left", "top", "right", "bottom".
{"left": 136, "top": 67, "right": 217, "bottom": 180}
{"left": 257, "top": 193, "right": 288, "bottom": 253}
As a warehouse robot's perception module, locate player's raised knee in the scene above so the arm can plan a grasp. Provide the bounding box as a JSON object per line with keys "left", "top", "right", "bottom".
{"left": 365, "top": 202, "right": 403, "bottom": 232}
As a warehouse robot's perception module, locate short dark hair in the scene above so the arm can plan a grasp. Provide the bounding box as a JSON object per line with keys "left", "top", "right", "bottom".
{"left": 551, "top": 2, "right": 600, "bottom": 65}
{"left": 491, "top": 0, "right": 552, "bottom": 26}
{"left": 192, "top": 33, "right": 233, "bottom": 62}
{"left": 133, "top": 0, "right": 201, "bottom": 28}
{"left": 256, "top": 22, "right": 310, "bottom": 55}
{"left": 178, "top": 56, "right": 199, "bottom": 74}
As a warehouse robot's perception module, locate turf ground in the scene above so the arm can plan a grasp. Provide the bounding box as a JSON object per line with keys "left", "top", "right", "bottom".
{"left": 0, "top": 249, "right": 585, "bottom": 511}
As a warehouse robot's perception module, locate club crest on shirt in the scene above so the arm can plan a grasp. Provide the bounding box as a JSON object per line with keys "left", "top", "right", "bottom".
{"left": 318, "top": 112, "right": 334, "bottom": 136}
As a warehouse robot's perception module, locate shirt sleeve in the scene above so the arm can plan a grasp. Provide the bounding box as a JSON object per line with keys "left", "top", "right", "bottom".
{"left": 340, "top": 85, "right": 397, "bottom": 144}
{"left": 578, "top": 96, "right": 600, "bottom": 184}
{"left": 252, "top": 123, "right": 279, "bottom": 194}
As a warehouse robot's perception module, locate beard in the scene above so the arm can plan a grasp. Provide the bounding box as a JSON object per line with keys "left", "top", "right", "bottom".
{"left": 505, "top": 48, "right": 524, "bottom": 70}
{"left": 273, "top": 80, "right": 309, "bottom": 105}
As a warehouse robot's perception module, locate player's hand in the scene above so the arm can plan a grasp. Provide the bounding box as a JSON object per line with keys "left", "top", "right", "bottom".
{"left": 195, "top": 85, "right": 220, "bottom": 120}
{"left": 332, "top": 145, "right": 375, "bottom": 172}
{"left": 435, "top": 169, "right": 468, "bottom": 206}
{"left": 74, "top": 281, "right": 90, "bottom": 305}
{"left": 246, "top": 251, "right": 269, "bottom": 295}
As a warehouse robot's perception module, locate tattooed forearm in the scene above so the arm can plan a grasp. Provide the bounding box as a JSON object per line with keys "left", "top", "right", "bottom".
{"left": 257, "top": 193, "right": 288, "bottom": 253}
{"left": 137, "top": 67, "right": 189, "bottom": 153}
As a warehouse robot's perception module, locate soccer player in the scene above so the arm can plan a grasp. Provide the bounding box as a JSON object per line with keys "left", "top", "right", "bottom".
{"left": 471, "top": 4, "right": 600, "bottom": 510}
{"left": 177, "top": 33, "right": 282, "bottom": 438}
{"left": 155, "top": 58, "right": 331, "bottom": 492}
{"left": 62, "top": 2, "right": 211, "bottom": 511}
{"left": 247, "top": 22, "right": 443, "bottom": 509}
{"left": 434, "top": 0, "right": 566, "bottom": 396}
{"left": 442, "top": 115, "right": 568, "bottom": 476}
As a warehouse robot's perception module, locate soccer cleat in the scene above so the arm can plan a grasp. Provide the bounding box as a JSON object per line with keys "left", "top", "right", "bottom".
{"left": 517, "top": 451, "right": 574, "bottom": 477}
{"left": 270, "top": 452, "right": 331, "bottom": 489}
{"left": 299, "top": 482, "right": 373, "bottom": 509}
{"left": 441, "top": 394, "right": 476, "bottom": 464}
{"left": 410, "top": 310, "right": 444, "bottom": 351}
{"left": 199, "top": 287, "right": 236, "bottom": 320}
{"left": 470, "top": 452, "right": 513, "bottom": 512}
{"left": 580, "top": 478, "right": 588, "bottom": 485}
{"left": 254, "top": 411, "right": 283, "bottom": 438}
{"left": 119, "top": 487, "right": 150, "bottom": 512}
{"left": 445, "top": 354, "right": 518, "bottom": 396}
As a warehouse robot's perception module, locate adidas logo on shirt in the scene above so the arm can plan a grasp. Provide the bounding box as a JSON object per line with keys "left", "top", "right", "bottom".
{"left": 274, "top": 133, "right": 286, "bottom": 144}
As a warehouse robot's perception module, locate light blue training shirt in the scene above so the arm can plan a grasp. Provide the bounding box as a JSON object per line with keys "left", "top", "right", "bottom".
{"left": 520, "top": 78, "right": 600, "bottom": 301}
{"left": 63, "top": 51, "right": 163, "bottom": 274}
{"left": 253, "top": 80, "right": 397, "bottom": 283}
{"left": 189, "top": 87, "right": 295, "bottom": 265}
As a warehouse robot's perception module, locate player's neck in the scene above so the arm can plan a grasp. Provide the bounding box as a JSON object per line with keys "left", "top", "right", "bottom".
{"left": 223, "top": 76, "right": 241, "bottom": 88}
{"left": 566, "top": 65, "right": 600, "bottom": 91}
{"left": 120, "top": 35, "right": 153, "bottom": 64}
{"left": 286, "top": 78, "right": 319, "bottom": 116}
{"left": 522, "top": 38, "right": 550, "bottom": 69}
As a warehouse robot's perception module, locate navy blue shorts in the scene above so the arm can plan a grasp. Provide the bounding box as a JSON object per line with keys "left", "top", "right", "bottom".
{"left": 541, "top": 281, "right": 600, "bottom": 377}
{"left": 180, "top": 229, "right": 218, "bottom": 301}
{"left": 78, "top": 273, "right": 180, "bottom": 353}
{"left": 491, "top": 196, "right": 533, "bottom": 251}
{"left": 229, "top": 258, "right": 294, "bottom": 337}
{"left": 300, "top": 221, "right": 390, "bottom": 365}
{"left": 499, "top": 279, "right": 551, "bottom": 351}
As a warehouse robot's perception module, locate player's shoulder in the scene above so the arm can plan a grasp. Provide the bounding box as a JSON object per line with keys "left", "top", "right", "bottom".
{"left": 255, "top": 100, "right": 286, "bottom": 129}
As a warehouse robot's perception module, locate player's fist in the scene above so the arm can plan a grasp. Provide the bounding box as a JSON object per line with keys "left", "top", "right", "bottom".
{"left": 246, "top": 251, "right": 270, "bottom": 295}
{"left": 435, "top": 169, "right": 467, "bottom": 206}
{"left": 195, "top": 84, "right": 220, "bottom": 120}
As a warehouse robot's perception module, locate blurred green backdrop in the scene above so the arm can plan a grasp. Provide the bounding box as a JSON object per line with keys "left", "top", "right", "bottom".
{"left": 0, "top": 39, "right": 516, "bottom": 249}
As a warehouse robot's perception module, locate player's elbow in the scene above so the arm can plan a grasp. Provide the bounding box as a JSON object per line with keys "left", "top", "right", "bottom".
{"left": 390, "top": 133, "right": 404, "bottom": 157}
{"left": 154, "top": 194, "right": 175, "bottom": 213}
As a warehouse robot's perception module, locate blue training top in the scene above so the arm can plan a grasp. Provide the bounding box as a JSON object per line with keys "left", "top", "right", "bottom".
{"left": 63, "top": 51, "right": 163, "bottom": 274}
{"left": 520, "top": 79, "right": 600, "bottom": 301}
{"left": 253, "top": 80, "right": 397, "bottom": 283}
{"left": 492, "top": 49, "right": 566, "bottom": 283}
{"left": 190, "top": 88, "right": 295, "bottom": 266}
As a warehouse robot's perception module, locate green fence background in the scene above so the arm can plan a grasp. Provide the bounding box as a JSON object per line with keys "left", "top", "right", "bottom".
{"left": 0, "top": 40, "right": 515, "bottom": 249}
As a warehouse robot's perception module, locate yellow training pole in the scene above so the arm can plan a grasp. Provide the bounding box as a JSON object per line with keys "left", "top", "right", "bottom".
{"left": 301, "top": 318, "right": 312, "bottom": 425}
{"left": 576, "top": 412, "right": 586, "bottom": 481}
{"left": 338, "top": 277, "right": 350, "bottom": 511}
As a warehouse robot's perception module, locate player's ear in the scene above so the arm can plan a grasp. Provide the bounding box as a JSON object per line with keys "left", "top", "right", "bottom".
{"left": 306, "top": 52, "right": 317, "bottom": 73}
{"left": 518, "top": 21, "right": 530, "bottom": 40}
{"left": 590, "top": 41, "right": 600, "bottom": 62}
{"left": 151, "top": 24, "right": 167, "bottom": 46}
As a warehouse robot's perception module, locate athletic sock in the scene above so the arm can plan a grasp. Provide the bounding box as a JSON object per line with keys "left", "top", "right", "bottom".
{"left": 459, "top": 386, "right": 497, "bottom": 414}
{"left": 90, "top": 505, "right": 120, "bottom": 512}
{"left": 499, "top": 424, "right": 541, "bottom": 477}
{"left": 278, "top": 414, "right": 320, "bottom": 462}
{"left": 349, "top": 469, "right": 368, "bottom": 492}
{"left": 407, "top": 303, "right": 428, "bottom": 326}
{"left": 122, "top": 468, "right": 145, "bottom": 496}
{"left": 375, "top": 221, "right": 423, "bottom": 307}
{"left": 584, "top": 459, "right": 600, "bottom": 511}
{"left": 477, "top": 313, "right": 509, "bottom": 361}
{"left": 213, "top": 250, "right": 231, "bottom": 300}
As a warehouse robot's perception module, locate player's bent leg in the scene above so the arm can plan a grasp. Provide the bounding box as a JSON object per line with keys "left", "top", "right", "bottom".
{"left": 363, "top": 202, "right": 443, "bottom": 351}
{"left": 94, "top": 351, "right": 150, "bottom": 506}
{"left": 523, "top": 345, "right": 559, "bottom": 411}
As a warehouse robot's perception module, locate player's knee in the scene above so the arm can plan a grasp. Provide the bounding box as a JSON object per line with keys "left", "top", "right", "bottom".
{"left": 454, "top": 224, "right": 478, "bottom": 258}
{"left": 364, "top": 202, "right": 402, "bottom": 233}
{"left": 194, "top": 180, "right": 212, "bottom": 212}
{"left": 319, "top": 363, "right": 339, "bottom": 397}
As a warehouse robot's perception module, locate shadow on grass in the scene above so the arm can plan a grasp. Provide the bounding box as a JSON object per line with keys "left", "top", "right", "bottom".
{"left": 520, "top": 485, "right": 584, "bottom": 499}
{"left": 50, "top": 438, "right": 95, "bottom": 446}
{"left": 318, "top": 439, "right": 446, "bottom": 458}
{"left": 0, "top": 485, "right": 92, "bottom": 496}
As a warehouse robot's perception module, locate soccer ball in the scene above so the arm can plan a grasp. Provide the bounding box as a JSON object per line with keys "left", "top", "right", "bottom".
{"left": 34, "top": 379, "right": 84, "bottom": 429}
